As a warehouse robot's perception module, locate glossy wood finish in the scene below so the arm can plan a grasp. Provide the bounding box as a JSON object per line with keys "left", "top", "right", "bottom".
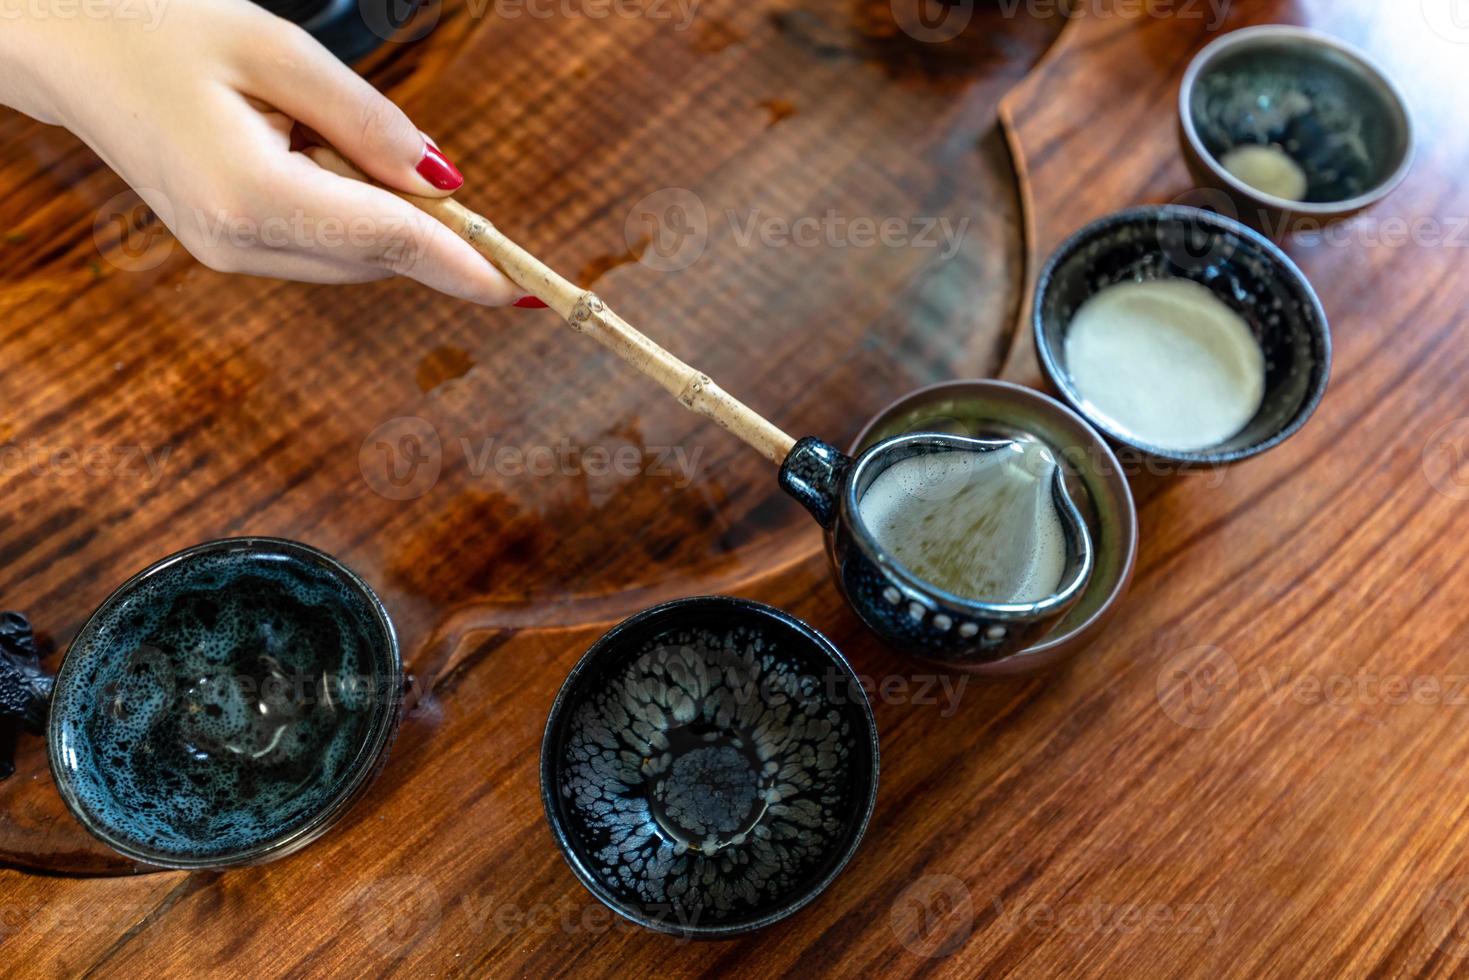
{"left": 4, "top": 0, "right": 1469, "bottom": 975}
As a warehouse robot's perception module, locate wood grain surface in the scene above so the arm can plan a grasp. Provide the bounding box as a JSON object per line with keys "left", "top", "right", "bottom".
{"left": 4, "top": 0, "right": 1469, "bottom": 976}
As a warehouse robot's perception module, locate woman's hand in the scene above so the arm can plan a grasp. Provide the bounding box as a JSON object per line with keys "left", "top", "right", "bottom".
{"left": 0, "top": 0, "right": 523, "bottom": 305}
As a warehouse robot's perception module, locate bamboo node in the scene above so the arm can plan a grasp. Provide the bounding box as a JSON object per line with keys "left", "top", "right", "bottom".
{"left": 570, "top": 293, "right": 605, "bottom": 333}
{"left": 678, "top": 373, "right": 713, "bottom": 408}
{"left": 464, "top": 218, "right": 492, "bottom": 244}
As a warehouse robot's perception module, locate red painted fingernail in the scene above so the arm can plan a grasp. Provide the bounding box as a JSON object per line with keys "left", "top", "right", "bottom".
{"left": 513, "top": 296, "right": 548, "bottom": 309}
{"left": 416, "top": 143, "right": 463, "bottom": 191}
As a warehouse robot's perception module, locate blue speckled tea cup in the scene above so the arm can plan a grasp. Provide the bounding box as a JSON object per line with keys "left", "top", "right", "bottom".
{"left": 541, "top": 597, "right": 880, "bottom": 938}
{"left": 47, "top": 537, "right": 401, "bottom": 869}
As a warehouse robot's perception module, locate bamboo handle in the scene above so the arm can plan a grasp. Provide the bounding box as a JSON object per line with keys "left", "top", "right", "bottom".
{"left": 425, "top": 197, "right": 796, "bottom": 464}
{"left": 317, "top": 148, "right": 797, "bottom": 465}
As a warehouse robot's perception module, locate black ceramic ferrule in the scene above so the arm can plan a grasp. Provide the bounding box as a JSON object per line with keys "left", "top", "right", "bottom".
{"left": 0, "top": 612, "right": 53, "bottom": 779}
{"left": 778, "top": 437, "right": 853, "bottom": 529}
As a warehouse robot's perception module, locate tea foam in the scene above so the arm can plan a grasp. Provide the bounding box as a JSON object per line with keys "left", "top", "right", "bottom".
{"left": 1064, "top": 278, "right": 1265, "bottom": 452}
{"left": 858, "top": 443, "right": 1068, "bottom": 604}
{"left": 1220, "top": 144, "right": 1309, "bottom": 202}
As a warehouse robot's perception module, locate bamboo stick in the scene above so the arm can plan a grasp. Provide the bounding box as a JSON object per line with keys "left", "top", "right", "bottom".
{"left": 314, "top": 148, "right": 797, "bottom": 465}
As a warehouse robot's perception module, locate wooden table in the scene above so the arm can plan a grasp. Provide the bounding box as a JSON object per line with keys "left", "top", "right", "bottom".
{"left": 4, "top": 0, "right": 1469, "bottom": 974}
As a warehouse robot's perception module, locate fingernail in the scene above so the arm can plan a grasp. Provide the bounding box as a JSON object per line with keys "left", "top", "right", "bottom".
{"left": 416, "top": 142, "right": 463, "bottom": 191}
{"left": 513, "top": 296, "right": 548, "bottom": 309}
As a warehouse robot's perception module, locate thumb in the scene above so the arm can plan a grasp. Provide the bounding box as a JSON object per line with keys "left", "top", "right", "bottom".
{"left": 244, "top": 23, "right": 462, "bottom": 196}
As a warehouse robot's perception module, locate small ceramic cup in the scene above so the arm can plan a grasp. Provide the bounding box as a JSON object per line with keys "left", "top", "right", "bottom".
{"left": 47, "top": 537, "right": 402, "bottom": 869}
{"left": 852, "top": 380, "right": 1138, "bottom": 677}
{"left": 541, "top": 597, "right": 879, "bottom": 938}
{"left": 1179, "top": 25, "right": 1413, "bottom": 231}
{"left": 1034, "top": 205, "right": 1331, "bottom": 468}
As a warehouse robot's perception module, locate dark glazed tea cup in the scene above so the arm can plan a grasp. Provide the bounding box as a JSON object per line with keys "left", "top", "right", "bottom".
{"left": 1034, "top": 205, "right": 1331, "bottom": 467}
{"left": 541, "top": 597, "right": 879, "bottom": 938}
{"left": 1179, "top": 25, "right": 1414, "bottom": 231}
{"left": 47, "top": 538, "right": 401, "bottom": 869}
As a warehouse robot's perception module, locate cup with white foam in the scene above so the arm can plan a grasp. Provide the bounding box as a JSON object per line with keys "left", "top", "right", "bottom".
{"left": 1033, "top": 205, "right": 1331, "bottom": 468}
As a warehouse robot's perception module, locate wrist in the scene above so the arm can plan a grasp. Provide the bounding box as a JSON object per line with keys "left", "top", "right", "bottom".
{"left": 0, "top": 4, "right": 152, "bottom": 129}
{"left": 0, "top": 12, "right": 73, "bottom": 126}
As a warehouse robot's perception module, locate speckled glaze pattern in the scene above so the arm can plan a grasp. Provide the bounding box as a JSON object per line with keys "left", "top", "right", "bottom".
{"left": 780, "top": 436, "right": 1093, "bottom": 667}
{"left": 48, "top": 538, "right": 401, "bottom": 869}
{"left": 0, "top": 612, "right": 52, "bottom": 779}
{"left": 1034, "top": 206, "right": 1331, "bottom": 465}
{"left": 1192, "top": 60, "right": 1375, "bottom": 203}
{"left": 542, "top": 597, "right": 878, "bottom": 938}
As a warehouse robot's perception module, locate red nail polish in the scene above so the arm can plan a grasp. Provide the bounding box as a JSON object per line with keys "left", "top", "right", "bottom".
{"left": 513, "top": 296, "right": 548, "bottom": 309}
{"left": 416, "top": 143, "right": 463, "bottom": 191}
